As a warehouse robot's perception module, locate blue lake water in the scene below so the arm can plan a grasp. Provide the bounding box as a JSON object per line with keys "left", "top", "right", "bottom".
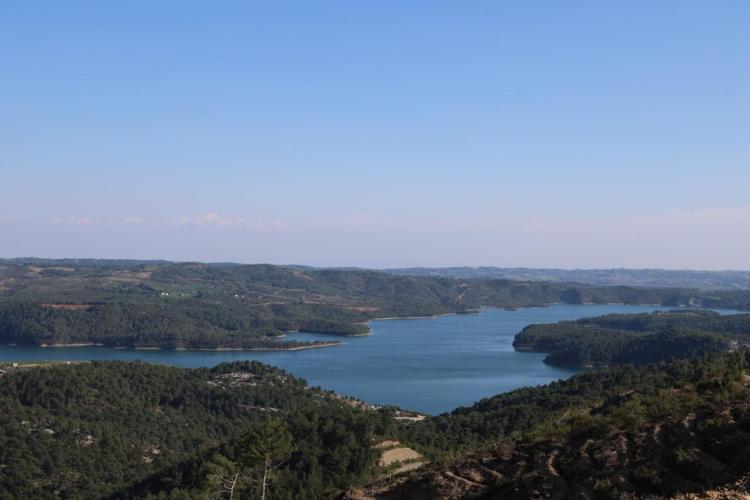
{"left": 0, "top": 304, "right": 736, "bottom": 414}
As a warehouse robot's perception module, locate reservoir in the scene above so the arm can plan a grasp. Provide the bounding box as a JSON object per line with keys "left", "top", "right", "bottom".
{"left": 0, "top": 304, "right": 732, "bottom": 414}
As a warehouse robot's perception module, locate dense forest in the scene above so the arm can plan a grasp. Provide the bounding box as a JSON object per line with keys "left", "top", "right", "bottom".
{"left": 0, "top": 361, "right": 395, "bottom": 499}
{"left": 4, "top": 353, "right": 750, "bottom": 498}
{"left": 381, "top": 351, "right": 750, "bottom": 499}
{"left": 2, "top": 259, "right": 750, "bottom": 349}
{"left": 0, "top": 301, "right": 361, "bottom": 349}
{"left": 513, "top": 310, "right": 750, "bottom": 367}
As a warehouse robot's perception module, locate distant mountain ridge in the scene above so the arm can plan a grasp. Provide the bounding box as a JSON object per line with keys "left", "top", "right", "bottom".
{"left": 8, "top": 260, "right": 749, "bottom": 289}
{"left": 384, "top": 267, "right": 750, "bottom": 290}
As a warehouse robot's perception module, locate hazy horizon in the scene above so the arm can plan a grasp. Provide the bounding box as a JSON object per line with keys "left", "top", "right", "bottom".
{"left": 2, "top": 255, "right": 749, "bottom": 274}
{"left": 2, "top": 2, "right": 749, "bottom": 268}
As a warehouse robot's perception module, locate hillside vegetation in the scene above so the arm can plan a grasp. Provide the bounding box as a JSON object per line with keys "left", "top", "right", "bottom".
{"left": 386, "top": 266, "right": 750, "bottom": 290}
{"left": 0, "top": 361, "right": 393, "bottom": 499}
{"left": 5, "top": 353, "right": 750, "bottom": 498}
{"left": 514, "top": 310, "right": 750, "bottom": 367}
{"left": 357, "top": 352, "right": 750, "bottom": 499}
{"left": 2, "top": 259, "right": 750, "bottom": 349}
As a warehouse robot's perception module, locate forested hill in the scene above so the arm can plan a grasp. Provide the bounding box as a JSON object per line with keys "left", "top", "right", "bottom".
{"left": 0, "top": 360, "right": 393, "bottom": 499}
{"left": 385, "top": 266, "right": 750, "bottom": 290}
{"left": 1, "top": 259, "right": 750, "bottom": 349}
{"left": 356, "top": 352, "right": 750, "bottom": 499}
{"left": 6, "top": 352, "right": 750, "bottom": 498}
{"left": 514, "top": 310, "right": 750, "bottom": 368}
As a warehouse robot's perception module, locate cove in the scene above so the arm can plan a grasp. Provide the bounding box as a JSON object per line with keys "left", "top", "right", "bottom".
{"left": 0, "top": 304, "right": 734, "bottom": 414}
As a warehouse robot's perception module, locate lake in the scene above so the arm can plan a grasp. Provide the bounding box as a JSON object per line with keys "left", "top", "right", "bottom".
{"left": 0, "top": 304, "right": 734, "bottom": 414}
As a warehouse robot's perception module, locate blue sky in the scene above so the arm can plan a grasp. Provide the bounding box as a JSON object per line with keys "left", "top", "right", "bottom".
{"left": 1, "top": 2, "right": 749, "bottom": 268}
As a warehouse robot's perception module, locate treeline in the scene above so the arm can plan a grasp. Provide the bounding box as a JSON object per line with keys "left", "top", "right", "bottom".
{"left": 297, "top": 319, "right": 369, "bottom": 336}
{"left": 0, "top": 301, "right": 365, "bottom": 348}
{"left": 0, "top": 361, "right": 394, "bottom": 499}
{"left": 513, "top": 310, "right": 750, "bottom": 367}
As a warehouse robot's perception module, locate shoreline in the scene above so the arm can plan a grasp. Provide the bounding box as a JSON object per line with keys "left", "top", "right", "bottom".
{"left": 297, "top": 330, "right": 372, "bottom": 337}
{"left": 39, "top": 343, "right": 104, "bottom": 347}
{"left": 370, "top": 310, "right": 480, "bottom": 322}
{"left": 12, "top": 342, "right": 342, "bottom": 352}
{"left": 367, "top": 301, "right": 693, "bottom": 324}
{"left": 166, "top": 342, "right": 342, "bottom": 352}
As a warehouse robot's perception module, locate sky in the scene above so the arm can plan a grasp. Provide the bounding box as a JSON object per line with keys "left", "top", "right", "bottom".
{"left": 1, "top": 1, "right": 749, "bottom": 269}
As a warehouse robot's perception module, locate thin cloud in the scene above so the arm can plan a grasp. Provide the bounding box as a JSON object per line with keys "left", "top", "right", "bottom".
{"left": 0, "top": 215, "right": 20, "bottom": 225}
{"left": 193, "top": 212, "right": 261, "bottom": 229}
{"left": 51, "top": 216, "right": 96, "bottom": 226}
{"left": 124, "top": 216, "right": 145, "bottom": 225}
{"left": 164, "top": 216, "right": 192, "bottom": 226}
{"left": 162, "top": 213, "right": 287, "bottom": 231}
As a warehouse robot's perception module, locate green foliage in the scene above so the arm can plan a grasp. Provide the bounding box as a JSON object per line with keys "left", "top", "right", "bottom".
{"left": 4, "top": 349, "right": 750, "bottom": 498}
{"left": 394, "top": 352, "right": 750, "bottom": 499}
{"left": 0, "top": 361, "right": 384, "bottom": 499}
{"left": 400, "top": 351, "right": 750, "bottom": 456}
{"left": 513, "top": 310, "right": 750, "bottom": 367}
{"left": 386, "top": 266, "right": 750, "bottom": 290}
{"left": 237, "top": 418, "right": 293, "bottom": 471}
{"left": 0, "top": 300, "right": 349, "bottom": 349}
{"left": 1, "top": 259, "right": 748, "bottom": 349}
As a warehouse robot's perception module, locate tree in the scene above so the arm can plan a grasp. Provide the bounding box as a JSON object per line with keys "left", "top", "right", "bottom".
{"left": 238, "top": 417, "right": 294, "bottom": 500}
{"left": 207, "top": 454, "right": 242, "bottom": 500}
